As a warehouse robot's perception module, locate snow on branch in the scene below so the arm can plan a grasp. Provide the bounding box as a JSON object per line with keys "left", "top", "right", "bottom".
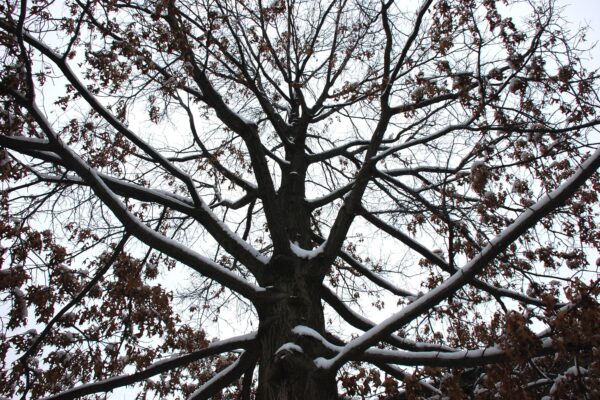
{"left": 316, "top": 145, "right": 600, "bottom": 371}
{"left": 11, "top": 94, "right": 265, "bottom": 301}
{"left": 187, "top": 350, "right": 257, "bottom": 400}
{"left": 4, "top": 23, "right": 268, "bottom": 272}
{"left": 42, "top": 333, "right": 257, "bottom": 400}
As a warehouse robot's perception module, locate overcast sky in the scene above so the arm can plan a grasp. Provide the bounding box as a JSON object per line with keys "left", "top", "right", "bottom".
{"left": 560, "top": 0, "right": 600, "bottom": 68}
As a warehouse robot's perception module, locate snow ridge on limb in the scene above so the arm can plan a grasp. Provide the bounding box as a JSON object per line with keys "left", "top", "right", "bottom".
{"left": 320, "top": 286, "right": 455, "bottom": 352}
{"left": 10, "top": 93, "right": 264, "bottom": 301}
{"left": 0, "top": 21, "right": 268, "bottom": 272}
{"left": 42, "top": 333, "right": 257, "bottom": 400}
{"left": 317, "top": 146, "right": 600, "bottom": 371}
{"left": 358, "top": 208, "right": 552, "bottom": 307}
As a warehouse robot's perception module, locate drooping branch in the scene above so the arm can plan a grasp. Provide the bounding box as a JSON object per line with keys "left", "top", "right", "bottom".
{"left": 318, "top": 144, "right": 600, "bottom": 370}
{"left": 10, "top": 92, "right": 265, "bottom": 301}
{"left": 20, "top": 233, "right": 131, "bottom": 363}
{"left": 41, "top": 333, "right": 257, "bottom": 400}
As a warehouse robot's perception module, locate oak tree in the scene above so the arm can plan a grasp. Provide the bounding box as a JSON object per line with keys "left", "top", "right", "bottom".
{"left": 1, "top": 0, "right": 600, "bottom": 398}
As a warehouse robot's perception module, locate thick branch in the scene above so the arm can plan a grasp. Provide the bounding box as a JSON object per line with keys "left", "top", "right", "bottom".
{"left": 42, "top": 333, "right": 257, "bottom": 400}
{"left": 12, "top": 94, "right": 264, "bottom": 301}
{"left": 318, "top": 144, "right": 600, "bottom": 370}
{"left": 188, "top": 350, "right": 257, "bottom": 400}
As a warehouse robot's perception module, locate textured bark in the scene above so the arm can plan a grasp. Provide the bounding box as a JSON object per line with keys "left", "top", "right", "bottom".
{"left": 254, "top": 156, "right": 337, "bottom": 399}
{"left": 256, "top": 260, "right": 337, "bottom": 400}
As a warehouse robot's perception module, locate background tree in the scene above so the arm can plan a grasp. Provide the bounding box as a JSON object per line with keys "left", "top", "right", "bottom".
{"left": 1, "top": 0, "right": 600, "bottom": 398}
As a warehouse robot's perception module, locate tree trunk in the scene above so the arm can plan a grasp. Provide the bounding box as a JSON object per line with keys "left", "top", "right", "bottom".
{"left": 255, "top": 259, "right": 337, "bottom": 400}
{"left": 254, "top": 140, "right": 337, "bottom": 399}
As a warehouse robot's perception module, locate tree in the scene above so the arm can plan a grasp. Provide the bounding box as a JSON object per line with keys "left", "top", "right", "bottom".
{"left": 1, "top": 0, "right": 599, "bottom": 398}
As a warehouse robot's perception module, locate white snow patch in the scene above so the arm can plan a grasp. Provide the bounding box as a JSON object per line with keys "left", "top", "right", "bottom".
{"left": 313, "top": 357, "right": 329, "bottom": 369}
{"left": 290, "top": 241, "right": 326, "bottom": 259}
{"left": 276, "top": 342, "right": 303, "bottom": 354}
{"left": 565, "top": 365, "right": 587, "bottom": 377}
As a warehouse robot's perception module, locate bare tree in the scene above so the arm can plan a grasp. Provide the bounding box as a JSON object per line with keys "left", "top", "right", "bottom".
{"left": 1, "top": 0, "right": 599, "bottom": 398}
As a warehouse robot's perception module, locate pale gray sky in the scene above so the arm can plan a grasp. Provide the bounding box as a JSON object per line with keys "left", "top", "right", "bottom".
{"left": 561, "top": 0, "right": 600, "bottom": 68}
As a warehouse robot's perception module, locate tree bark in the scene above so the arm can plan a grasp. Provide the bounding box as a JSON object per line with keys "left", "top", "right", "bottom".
{"left": 252, "top": 136, "right": 337, "bottom": 399}
{"left": 255, "top": 258, "right": 337, "bottom": 400}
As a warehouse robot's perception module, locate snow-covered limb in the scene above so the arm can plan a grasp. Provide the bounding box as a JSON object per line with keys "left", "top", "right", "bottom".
{"left": 42, "top": 333, "right": 257, "bottom": 400}
{"left": 289, "top": 241, "right": 326, "bottom": 259}
{"left": 275, "top": 342, "right": 304, "bottom": 355}
{"left": 187, "top": 350, "right": 257, "bottom": 400}
{"left": 359, "top": 207, "right": 551, "bottom": 307}
{"left": 295, "top": 325, "right": 585, "bottom": 376}
{"left": 9, "top": 158, "right": 268, "bottom": 271}
{"left": 210, "top": 192, "right": 256, "bottom": 210}
{"left": 320, "top": 286, "right": 455, "bottom": 352}
{"left": 358, "top": 338, "right": 558, "bottom": 368}
{"left": 4, "top": 24, "right": 269, "bottom": 273}
{"left": 357, "top": 338, "right": 600, "bottom": 368}
{"left": 292, "top": 326, "right": 443, "bottom": 395}
{"left": 0, "top": 142, "right": 198, "bottom": 217}
{"left": 316, "top": 145, "right": 600, "bottom": 371}
{"left": 292, "top": 326, "right": 341, "bottom": 352}
{"left": 382, "top": 165, "right": 462, "bottom": 176}
{"left": 10, "top": 94, "right": 265, "bottom": 301}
